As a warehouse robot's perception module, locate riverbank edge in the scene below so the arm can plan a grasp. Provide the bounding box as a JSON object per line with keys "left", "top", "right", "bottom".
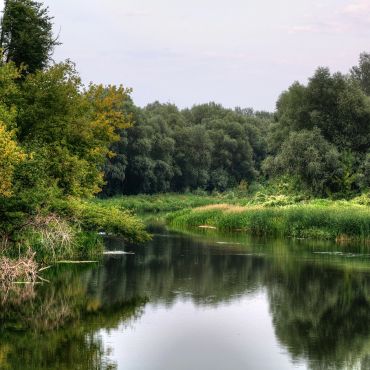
{"left": 166, "top": 204, "right": 370, "bottom": 243}
{"left": 97, "top": 194, "right": 370, "bottom": 244}
{"left": 1, "top": 197, "right": 151, "bottom": 264}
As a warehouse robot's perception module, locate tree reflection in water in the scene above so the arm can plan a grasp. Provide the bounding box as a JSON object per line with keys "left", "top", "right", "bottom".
{"left": 1, "top": 232, "right": 370, "bottom": 369}
{"left": 0, "top": 265, "right": 147, "bottom": 370}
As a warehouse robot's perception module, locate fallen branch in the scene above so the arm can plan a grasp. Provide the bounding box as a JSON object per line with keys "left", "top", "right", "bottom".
{"left": 56, "top": 260, "right": 98, "bottom": 264}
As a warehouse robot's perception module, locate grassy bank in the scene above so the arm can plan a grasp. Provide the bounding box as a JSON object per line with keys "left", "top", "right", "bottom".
{"left": 167, "top": 203, "right": 370, "bottom": 242}
{"left": 0, "top": 197, "right": 151, "bottom": 287}
{"left": 100, "top": 191, "right": 370, "bottom": 214}
{"left": 1, "top": 198, "right": 150, "bottom": 264}
{"left": 96, "top": 193, "right": 227, "bottom": 214}
{"left": 98, "top": 193, "right": 370, "bottom": 243}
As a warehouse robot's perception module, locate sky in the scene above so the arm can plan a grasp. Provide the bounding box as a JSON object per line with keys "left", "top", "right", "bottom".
{"left": 3, "top": 0, "right": 370, "bottom": 111}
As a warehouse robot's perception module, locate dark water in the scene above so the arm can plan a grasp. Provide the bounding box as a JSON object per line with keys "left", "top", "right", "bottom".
{"left": 1, "top": 230, "right": 370, "bottom": 370}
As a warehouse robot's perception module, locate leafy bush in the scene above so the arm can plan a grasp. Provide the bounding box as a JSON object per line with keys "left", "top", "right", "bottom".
{"left": 57, "top": 198, "right": 151, "bottom": 244}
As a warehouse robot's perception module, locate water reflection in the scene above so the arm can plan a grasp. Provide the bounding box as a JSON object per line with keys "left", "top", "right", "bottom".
{"left": 1, "top": 231, "right": 370, "bottom": 369}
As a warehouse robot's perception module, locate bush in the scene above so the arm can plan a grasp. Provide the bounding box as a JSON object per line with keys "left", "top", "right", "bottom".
{"left": 56, "top": 198, "right": 151, "bottom": 244}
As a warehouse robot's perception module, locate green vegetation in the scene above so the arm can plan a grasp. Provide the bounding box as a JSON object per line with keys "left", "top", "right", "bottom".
{"left": 0, "top": 0, "right": 149, "bottom": 262}
{"left": 97, "top": 193, "right": 228, "bottom": 214}
{"left": 101, "top": 193, "right": 370, "bottom": 242}
{"left": 60, "top": 198, "right": 150, "bottom": 244}
{"left": 0, "top": 0, "right": 369, "bottom": 263}
{"left": 168, "top": 203, "right": 370, "bottom": 242}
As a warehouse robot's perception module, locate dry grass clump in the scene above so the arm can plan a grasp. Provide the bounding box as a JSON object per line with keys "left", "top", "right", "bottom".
{"left": 194, "top": 204, "right": 229, "bottom": 212}
{"left": 32, "top": 214, "right": 74, "bottom": 244}
{"left": 194, "top": 204, "right": 239, "bottom": 212}
{"left": 0, "top": 253, "right": 38, "bottom": 304}
{"left": 24, "top": 214, "right": 76, "bottom": 260}
{"left": 0, "top": 254, "right": 38, "bottom": 287}
{"left": 194, "top": 203, "right": 263, "bottom": 213}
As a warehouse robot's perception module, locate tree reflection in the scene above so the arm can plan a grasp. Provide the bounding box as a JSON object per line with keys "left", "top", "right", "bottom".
{"left": 0, "top": 265, "right": 147, "bottom": 369}
{"left": 267, "top": 263, "right": 370, "bottom": 370}
{"left": 1, "top": 233, "right": 370, "bottom": 369}
{"left": 104, "top": 234, "right": 370, "bottom": 369}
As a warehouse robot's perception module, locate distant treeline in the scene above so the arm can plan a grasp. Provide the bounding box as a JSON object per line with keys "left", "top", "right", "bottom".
{"left": 104, "top": 103, "right": 272, "bottom": 195}
{"left": 103, "top": 56, "right": 370, "bottom": 197}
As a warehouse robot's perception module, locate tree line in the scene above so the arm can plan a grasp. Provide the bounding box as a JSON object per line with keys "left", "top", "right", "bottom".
{"left": 103, "top": 102, "right": 272, "bottom": 195}
{"left": 103, "top": 57, "right": 370, "bottom": 197}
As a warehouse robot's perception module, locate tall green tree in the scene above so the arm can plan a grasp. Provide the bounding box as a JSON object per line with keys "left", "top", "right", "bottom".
{"left": 0, "top": 0, "right": 59, "bottom": 73}
{"left": 351, "top": 52, "right": 370, "bottom": 96}
{"left": 263, "top": 129, "right": 342, "bottom": 196}
{"left": 274, "top": 68, "right": 370, "bottom": 154}
{"left": 173, "top": 125, "right": 212, "bottom": 191}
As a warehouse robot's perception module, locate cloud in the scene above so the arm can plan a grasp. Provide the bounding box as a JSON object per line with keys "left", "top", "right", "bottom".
{"left": 121, "top": 11, "right": 150, "bottom": 17}
{"left": 286, "top": 0, "right": 370, "bottom": 36}
{"left": 286, "top": 25, "right": 317, "bottom": 34}
{"left": 342, "top": 0, "right": 370, "bottom": 15}
{"left": 285, "top": 22, "right": 346, "bottom": 35}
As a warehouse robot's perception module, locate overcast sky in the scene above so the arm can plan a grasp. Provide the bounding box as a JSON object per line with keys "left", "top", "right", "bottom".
{"left": 4, "top": 0, "right": 370, "bottom": 111}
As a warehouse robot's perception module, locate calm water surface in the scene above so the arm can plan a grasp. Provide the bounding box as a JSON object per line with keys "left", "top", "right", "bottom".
{"left": 1, "top": 230, "right": 370, "bottom": 370}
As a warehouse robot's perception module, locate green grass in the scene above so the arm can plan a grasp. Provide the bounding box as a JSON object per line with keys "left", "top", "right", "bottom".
{"left": 167, "top": 203, "right": 370, "bottom": 242}
{"left": 97, "top": 193, "right": 227, "bottom": 214}
{"left": 96, "top": 192, "right": 370, "bottom": 243}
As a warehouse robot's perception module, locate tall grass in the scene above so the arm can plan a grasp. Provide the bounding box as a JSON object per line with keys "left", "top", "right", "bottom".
{"left": 96, "top": 192, "right": 370, "bottom": 243}
{"left": 97, "top": 194, "right": 225, "bottom": 214}
{"left": 168, "top": 204, "right": 370, "bottom": 242}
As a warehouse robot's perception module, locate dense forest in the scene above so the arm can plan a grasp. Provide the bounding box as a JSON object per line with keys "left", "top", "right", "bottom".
{"left": 103, "top": 61, "right": 370, "bottom": 198}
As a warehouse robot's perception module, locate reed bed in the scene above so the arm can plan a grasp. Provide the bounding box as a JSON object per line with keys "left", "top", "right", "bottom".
{"left": 168, "top": 204, "right": 370, "bottom": 242}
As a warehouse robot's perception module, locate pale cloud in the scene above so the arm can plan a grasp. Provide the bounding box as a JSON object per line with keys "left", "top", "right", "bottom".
{"left": 287, "top": 21, "right": 348, "bottom": 35}
{"left": 121, "top": 11, "right": 150, "bottom": 17}
{"left": 342, "top": 0, "right": 370, "bottom": 15}
{"left": 288, "top": 25, "right": 316, "bottom": 33}
{"left": 287, "top": 0, "right": 370, "bottom": 36}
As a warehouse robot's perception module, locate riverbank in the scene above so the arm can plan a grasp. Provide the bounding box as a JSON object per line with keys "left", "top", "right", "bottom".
{"left": 167, "top": 203, "right": 370, "bottom": 242}
{"left": 97, "top": 193, "right": 370, "bottom": 243}
{"left": 0, "top": 198, "right": 150, "bottom": 264}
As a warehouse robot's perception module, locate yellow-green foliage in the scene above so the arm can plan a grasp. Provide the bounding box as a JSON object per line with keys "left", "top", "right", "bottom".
{"left": 351, "top": 192, "right": 370, "bottom": 206}
{"left": 18, "top": 63, "right": 133, "bottom": 197}
{"left": 0, "top": 122, "right": 25, "bottom": 197}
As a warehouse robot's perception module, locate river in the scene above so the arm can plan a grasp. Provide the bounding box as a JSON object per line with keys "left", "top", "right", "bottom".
{"left": 1, "top": 229, "right": 370, "bottom": 369}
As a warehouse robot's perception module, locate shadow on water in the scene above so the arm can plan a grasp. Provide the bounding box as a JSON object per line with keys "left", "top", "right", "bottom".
{"left": 1, "top": 229, "right": 370, "bottom": 369}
